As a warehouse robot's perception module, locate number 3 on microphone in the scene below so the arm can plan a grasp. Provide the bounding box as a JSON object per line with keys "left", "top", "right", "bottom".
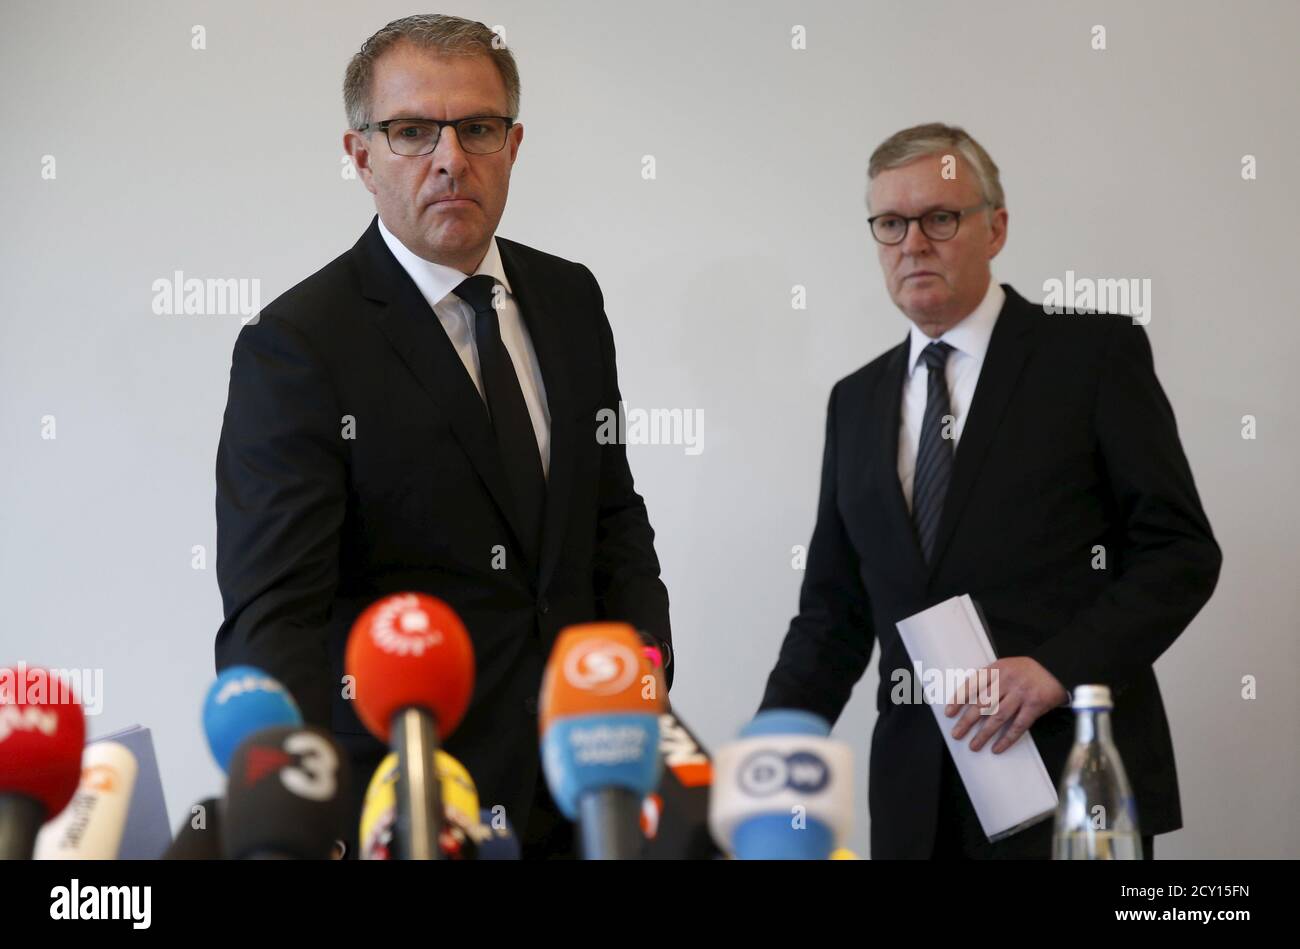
{"left": 281, "top": 731, "right": 339, "bottom": 801}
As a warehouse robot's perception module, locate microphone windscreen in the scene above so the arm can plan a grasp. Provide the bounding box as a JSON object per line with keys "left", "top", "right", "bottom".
{"left": 34, "top": 741, "right": 138, "bottom": 859}
{"left": 204, "top": 666, "right": 302, "bottom": 773}
{"left": 538, "top": 622, "right": 664, "bottom": 727}
{"left": 222, "top": 725, "right": 352, "bottom": 859}
{"left": 345, "top": 593, "right": 475, "bottom": 743}
{"left": 358, "top": 749, "right": 483, "bottom": 860}
{"left": 0, "top": 665, "right": 86, "bottom": 820}
{"left": 709, "top": 715, "right": 853, "bottom": 859}
{"left": 740, "top": 708, "right": 830, "bottom": 739}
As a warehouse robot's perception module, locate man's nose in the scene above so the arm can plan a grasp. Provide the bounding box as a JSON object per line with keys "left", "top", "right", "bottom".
{"left": 431, "top": 126, "right": 470, "bottom": 177}
{"left": 899, "top": 218, "right": 933, "bottom": 256}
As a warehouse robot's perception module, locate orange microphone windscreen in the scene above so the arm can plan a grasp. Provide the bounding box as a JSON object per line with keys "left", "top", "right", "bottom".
{"left": 538, "top": 622, "right": 664, "bottom": 734}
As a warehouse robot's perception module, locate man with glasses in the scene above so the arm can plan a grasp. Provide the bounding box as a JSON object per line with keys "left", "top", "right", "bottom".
{"left": 758, "top": 123, "right": 1220, "bottom": 858}
{"left": 214, "top": 14, "right": 672, "bottom": 858}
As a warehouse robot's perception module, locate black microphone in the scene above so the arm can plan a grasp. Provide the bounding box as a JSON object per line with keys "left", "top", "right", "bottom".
{"left": 221, "top": 725, "right": 352, "bottom": 859}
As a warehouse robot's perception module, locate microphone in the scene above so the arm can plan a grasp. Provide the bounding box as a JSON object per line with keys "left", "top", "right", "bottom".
{"left": 357, "top": 757, "right": 397, "bottom": 861}
{"left": 0, "top": 666, "right": 86, "bottom": 859}
{"left": 357, "top": 749, "right": 483, "bottom": 860}
{"left": 221, "top": 725, "right": 352, "bottom": 859}
{"left": 166, "top": 667, "right": 296, "bottom": 859}
{"left": 646, "top": 707, "right": 723, "bottom": 859}
{"left": 709, "top": 709, "right": 853, "bottom": 859}
{"left": 203, "top": 666, "right": 302, "bottom": 773}
{"left": 34, "top": 741, "right": 138, "bottom": 859}
{"left": 539, "top": 622, "right": 664, "bottom": 860}
{"left": 346, "top": 592, "right": 475, "bottom": 861}
{"left": 162, "top": 797, "right": 224, "bottom": 860}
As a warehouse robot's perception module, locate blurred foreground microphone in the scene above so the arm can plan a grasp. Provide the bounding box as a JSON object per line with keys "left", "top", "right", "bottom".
{"left": 203, "top": 665, "right": 302, "bottom": 773}
{"left": 222, "top": 725, "right": 351, "bottom": 859}
{"left": 709, "top": 709, "right": 853, "bottom": 860}
{"left": 166, "top": 666, "right": 300, "bottom": 859}
{"left": 646, "top": 708, "right": 722, "bottom": 859}
{"left": 0, "top": 666, "right": 86, "bottom": 859}
{"left": 358, "top": 749, "right": 482, "bottom": 860}
{"left": 346, "top": 592, "right": 474, "bottom": 861}
{"left": 35, "top": 741, "right": 138, "bottom": 859}
{"left": 539, "top": 622, "right": 664, "bottom": 860}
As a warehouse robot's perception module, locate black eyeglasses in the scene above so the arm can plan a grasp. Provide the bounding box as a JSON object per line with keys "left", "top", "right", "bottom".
{"left": 868, "top": 202, "right": 988, "bottom": 245}
{"left": 357, "top": 115, "right": 515, "bottom": 157}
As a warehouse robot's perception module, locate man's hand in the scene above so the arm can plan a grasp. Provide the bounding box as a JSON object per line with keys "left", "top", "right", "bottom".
{"left": 943, "top": 657, "right": 1069, "bottom": 754}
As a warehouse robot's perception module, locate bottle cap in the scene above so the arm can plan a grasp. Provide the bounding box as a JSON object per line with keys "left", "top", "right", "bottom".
{"left": 1071, "top": 684, "right": 1113, "bottom": 709}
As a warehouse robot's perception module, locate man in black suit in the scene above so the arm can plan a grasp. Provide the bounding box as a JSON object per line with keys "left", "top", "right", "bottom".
{"left": 214, "top": 14, "right": 671, "bottom": 858}
{"left": 760, "top": 123, "right": 1221, "bottom": 859}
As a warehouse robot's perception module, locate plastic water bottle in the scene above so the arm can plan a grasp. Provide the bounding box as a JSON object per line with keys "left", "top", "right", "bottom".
{"left": 1052, "top": 684, "right": 1143, "bottom": 859}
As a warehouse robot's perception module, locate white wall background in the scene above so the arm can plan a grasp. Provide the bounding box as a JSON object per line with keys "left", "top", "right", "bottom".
{"left": 2, "top": 0, "right": 1296, "bottom": 858}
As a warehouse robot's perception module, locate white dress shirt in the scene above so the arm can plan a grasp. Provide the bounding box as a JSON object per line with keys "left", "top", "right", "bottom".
{"left": 897, "top": 278, "right": 1005, "bottom": 512}
{"left": 377, "top": 216, "right": 551, "bottom": 478}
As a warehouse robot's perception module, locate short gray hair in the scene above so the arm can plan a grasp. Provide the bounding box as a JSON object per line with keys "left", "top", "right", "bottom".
{"left": 343, "top": 14, "right": 521, "bottom": 132}
{"left": 868, "top": 123, "right": 1005, "bottom": 210}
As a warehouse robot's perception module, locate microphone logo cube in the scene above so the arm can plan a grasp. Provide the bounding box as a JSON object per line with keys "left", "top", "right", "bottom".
{"left": 562, "top": 641, "right": 639, "bottom": 695}
{"left": 371, "top": 594, "right": 446, "bottom": 656}
{"left": 739, "top": 750, "right": 831, "bottom": 797}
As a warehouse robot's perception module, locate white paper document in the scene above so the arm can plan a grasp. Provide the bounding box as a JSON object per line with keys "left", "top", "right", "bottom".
{"left": 895, "top": 595, "right": 1058, "bottom": 842}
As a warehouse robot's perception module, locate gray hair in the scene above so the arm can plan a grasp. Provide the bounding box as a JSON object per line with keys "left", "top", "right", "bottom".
{"left": 868, "top": 123, "right": 1005, "bottom": 210}
{"left": 343, "top": 14, "right": 521, "bottom": 131}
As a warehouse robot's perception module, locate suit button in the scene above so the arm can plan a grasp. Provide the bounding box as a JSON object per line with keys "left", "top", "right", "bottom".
{"left": 537, "top": 596, "right": 550, "bottom": 616}
{"left": 524, "top": 696, "right": 538, "bottom": 714}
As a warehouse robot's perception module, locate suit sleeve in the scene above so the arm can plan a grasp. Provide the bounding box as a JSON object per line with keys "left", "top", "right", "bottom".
{"left": 758, "top": 384, "right": 875, "bottom": 725}
{"left": 214, "top": 314, "right": 348, "bottom": 728}
{"left": 1029, "top": 320, "right": 1222, "bottom": 695}
{"left": 579, "top": 265, "right": 674, "bottom": 689}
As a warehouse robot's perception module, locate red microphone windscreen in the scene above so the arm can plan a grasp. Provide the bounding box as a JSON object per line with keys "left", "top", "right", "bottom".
{"left": 345, "top": 593, "right": 475, "bottom": 743}
{"left": 0, "top": 666, "right": 87, "bottom": 819}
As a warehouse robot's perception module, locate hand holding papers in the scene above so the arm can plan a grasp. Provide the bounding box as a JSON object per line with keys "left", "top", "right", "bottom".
{"left": 896, "top": 595, "right": 1058, "bottom": 842}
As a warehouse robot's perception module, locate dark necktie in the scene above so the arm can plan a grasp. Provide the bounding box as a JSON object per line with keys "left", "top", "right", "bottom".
{"left": 911, "top": 340, "right": 955, "bottom": 564}
{"left": 454, "top": 275, "right": 546, "bottom": 564}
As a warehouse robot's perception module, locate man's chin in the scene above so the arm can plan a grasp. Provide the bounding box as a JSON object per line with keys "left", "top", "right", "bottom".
{"left": 420, "top": 225, "right": 485, "bottom": 256}
{"left": 897, "top": 287, "right": 952, "bottom": 320}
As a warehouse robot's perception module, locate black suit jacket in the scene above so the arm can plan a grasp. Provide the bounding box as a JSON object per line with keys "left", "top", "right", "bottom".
{"left": 214, "top": 216, "right": 672, "bottom": 834}
{"left": 760, "top": 284, "right": 1221, "bottom": 858}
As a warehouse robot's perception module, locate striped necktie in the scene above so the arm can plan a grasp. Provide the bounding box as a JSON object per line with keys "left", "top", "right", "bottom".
{"left": 911, "top": 340, "right": 955, "bottom": 564}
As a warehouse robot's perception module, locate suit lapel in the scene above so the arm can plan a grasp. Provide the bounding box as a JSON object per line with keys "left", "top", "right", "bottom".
{"left": 926, "top": 285, "right": 1036, "bottom": 575}
{"left": 353, "top": 217, "right": 535, "bottom": 567}
{"left": 497, "top": 237, "right": 575, "bottom": 593}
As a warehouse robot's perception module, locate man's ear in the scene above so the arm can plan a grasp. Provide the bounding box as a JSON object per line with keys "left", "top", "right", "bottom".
{"left": 507, "top": 121, "right": 524, "bottom": 164}
{"left": 343, "top": 130, "right": 379, "bottom": 195}
{"left": 987, "top": 207, "right": 1009, "bottom": 259}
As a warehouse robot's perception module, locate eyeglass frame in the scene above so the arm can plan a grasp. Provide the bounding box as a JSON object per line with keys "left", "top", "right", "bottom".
{"left": 867, "top": 202, "right": 990, "bottom": 245}
{"left": 355, "top": 115, "right": 517, "bottom": 156}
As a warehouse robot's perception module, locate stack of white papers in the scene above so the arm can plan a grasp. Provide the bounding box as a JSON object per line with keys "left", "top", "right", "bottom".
{"left": 896, "top": 595, "right": 1058, "bottom": 842}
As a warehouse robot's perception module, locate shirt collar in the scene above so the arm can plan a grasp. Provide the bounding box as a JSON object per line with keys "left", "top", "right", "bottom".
{"left": 906, "top": 278, "right": 1006, "bottom": 377}
{"left": 376, "top": 215, "right": 512, "bottom": 311}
